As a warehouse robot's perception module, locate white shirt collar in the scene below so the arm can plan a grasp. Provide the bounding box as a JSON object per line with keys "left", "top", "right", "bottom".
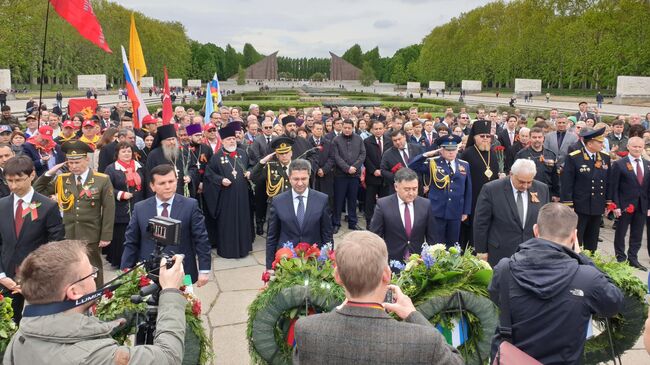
{"left": 629, "top": 154, "right": 642, "bottom": 164}
{"left": 292, "top": 188, "right": 309, "bottom": 200}
{"left": 114, "top": 160, "right": 142, "bottom": 171}
{"left": 510, "top": 179, "right": 527, "bottom": 197}
{"left": 155, "top": 194, "right": 175, "bottom": 208}
{"left": 396, "top": 194, "right": 410, "bottom": 207}
{"left": 76, "top": 169, "right": 90, "bottom": 183}
{"left": 14, "top": 187, "right": 35, "bottom": 205}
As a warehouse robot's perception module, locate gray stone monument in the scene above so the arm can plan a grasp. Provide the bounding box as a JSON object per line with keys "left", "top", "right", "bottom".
{"left": 187, "top": 79, "right": 202, "bottom": 88}
{"left": 168, "top": 78, "right": 182, "bottom": 88}
{"left": 616, "top": 76, "right": 650, "bottom": 104}
{"left": 461, "top": 80, "right": 482, "bottom": 93}
{"left": 428, "top": 81, "right": 445, "bottom": 91}
{"left": 514, "top": 78, "right": 542, "bottom": 95}
{"left": 77, "top": 74, "right": 107, "bottom": 90}
{"left": 0, "top": 69, "right": 11, "bottom": 91}
{"left": 406, "top": 82, "right": 421, "bottom": 91}
{"left": 140, "top": 77, "right": 154, "bottom": 88}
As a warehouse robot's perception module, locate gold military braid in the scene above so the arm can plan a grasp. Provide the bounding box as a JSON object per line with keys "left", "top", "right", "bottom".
{"left": 55, "top": 175, "right": 75, "bottom": 211}
{"left": 266, "top": 163, "right": 284, "bottom": 197}
{"left": 427, "top": 158, "right": 450, "bottom": 190}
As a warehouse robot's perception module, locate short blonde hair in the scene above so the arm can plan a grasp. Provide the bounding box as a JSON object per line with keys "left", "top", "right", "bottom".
{"left": 336, "top": 231, "right": 388, "bottom": 297}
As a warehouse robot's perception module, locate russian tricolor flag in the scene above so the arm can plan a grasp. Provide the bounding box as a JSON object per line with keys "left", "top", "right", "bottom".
{"left": 121, "top": 46, "right": 149, "bottom": 128}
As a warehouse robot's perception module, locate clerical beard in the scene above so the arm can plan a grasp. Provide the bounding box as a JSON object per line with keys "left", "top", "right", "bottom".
{"left": 162, "top": 144, "right": 180, "bottom": 162}
{"left": 286, "top": 130, "right": 297, "bottom": 139}
{"left": 223, "top": 144, "right": 237, "bottom": 153}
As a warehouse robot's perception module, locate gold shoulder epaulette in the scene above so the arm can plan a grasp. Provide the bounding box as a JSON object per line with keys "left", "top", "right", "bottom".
{"left": 569, "top": 150, "right": 581, "bottom": 157}
{"left": 93, "top": 172, "right": 108, "bottom": 177}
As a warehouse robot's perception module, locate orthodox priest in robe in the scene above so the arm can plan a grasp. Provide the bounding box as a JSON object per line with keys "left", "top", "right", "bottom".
{"left": 145, "top": 124, "right": 198, "bottom": 197}
{"left": 459, "top": 120, "right": 500, "bottom": 249}
{"left": 203, "top": 123, "right": 254, "bottom": 259}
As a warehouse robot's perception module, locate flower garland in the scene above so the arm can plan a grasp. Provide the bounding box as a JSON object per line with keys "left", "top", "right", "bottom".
{"left": 0, "top": 293, "right": 17, "bottom": 356}
{"left": 583, "top": 251, "right": 648, "bottom": 365}
{"left": 392, "top": 244, "right": 496, "bottom": 365}
{"left": 95, "top": 266, "right": 213, "bottom": 364}
{"left": 247, "top": 242, "right": 344, "bottom": 365}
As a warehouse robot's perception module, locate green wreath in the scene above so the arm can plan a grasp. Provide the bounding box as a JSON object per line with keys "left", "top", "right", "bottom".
{"left": 248, "top": 285, "right": 344, "bottom": 365}
{"left": 417, "top": 290, "right": 498, "bottom": 365}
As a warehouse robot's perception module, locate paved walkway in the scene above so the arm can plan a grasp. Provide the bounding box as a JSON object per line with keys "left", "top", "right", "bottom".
{"left": 103, "top": 215, "right": 650, "bottom": 364}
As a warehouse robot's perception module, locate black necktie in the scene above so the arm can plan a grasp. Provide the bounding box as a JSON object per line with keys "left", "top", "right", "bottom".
{"left": 447, "top": 161, "right": 454, "bottom": 176}
{"left": 401, "top": 149, "right": 409, "bottom": 164}
{"left": 76, "top": 175, "right": 82, "bottom": 189}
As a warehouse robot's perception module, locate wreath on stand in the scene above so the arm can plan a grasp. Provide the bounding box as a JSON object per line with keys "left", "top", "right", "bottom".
{"left": 247, "top": 242, "right": 345, "bottom": 365}
{"left": 95, "top": 266, "right": 213, "bottom": 364}
{"left": 0, "top": 293, "right": 17, "bottom": 359}
{"left": 583, "top": 251, "right": 648, "bottom": 365}
{"left": 392, "top": 244, "right": 497, "bottom": 365}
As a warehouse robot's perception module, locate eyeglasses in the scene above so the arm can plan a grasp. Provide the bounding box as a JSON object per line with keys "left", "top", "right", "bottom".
{"left": 459, "top": 117, "right": 469, "bottom": 119}
{"left": 478, "top": 134, "right": 491, "bottom": 138}
{"left": 207, "top": 129, "right": 217, "bottom": 132}
{"left": 263, "top": 126, "right": 273, "bottom": 130}
{"left": 5, "top": 176, "right": 30, "bottom": 185}
{"left": 69, "top": 266, "right": 99, "bottom": 286}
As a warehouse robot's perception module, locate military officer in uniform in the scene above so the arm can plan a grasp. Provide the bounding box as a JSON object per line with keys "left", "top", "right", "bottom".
{"left": 561, "top": 127, "right": 610, "bottom": 251}
{"left": 33, "top": 140, "right": 115, "bottom": 286}
{"left": 515, "top": 127, "right": 560, "bottom": 200}
{"left": 251, "top": 137, "right": 294, "bottom": 208}
{"left": 409, "top": 134, "right": 472, "bottom": 247}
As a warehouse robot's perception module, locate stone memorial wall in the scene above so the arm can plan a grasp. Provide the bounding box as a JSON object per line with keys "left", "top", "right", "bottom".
{"left": 461, "top": 80, "right": 482, "bottom": 93}
{"left": 0, "top": 69, "right": 11, "bottom": 90}
{"left": 406, "top": 82, "right": 421, "bottom": 91}
{"left": 168, "top": 78, "right": 183, "bottom": 88}
{"left": 514, "top": 78, "right": 542, "bottom": 95}
{"left": 140, "top": 77, "right": 154, "bottom": 88}
{"left": 77, "top": 74, "right": 107, "bottom": 90}
{"left": 428, "top": 81, "right": 445, "bottom": 90}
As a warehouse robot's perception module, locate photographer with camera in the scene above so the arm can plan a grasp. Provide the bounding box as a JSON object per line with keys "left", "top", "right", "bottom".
{"left": 293, "top": 231, "right": 463, "bottom": 365}
{"left": 4, "top": 240, "right": 187, "bottom": 364}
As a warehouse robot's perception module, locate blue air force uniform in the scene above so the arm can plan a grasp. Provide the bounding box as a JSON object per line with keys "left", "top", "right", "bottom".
{"left": 409, "top": 135, "right": 472, "bottom": 246}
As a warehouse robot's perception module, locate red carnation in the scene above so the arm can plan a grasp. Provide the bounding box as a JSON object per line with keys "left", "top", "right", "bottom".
{"left": 191, "top": 299, "right": 202, "bottom": 316}
{"left": 606, "top": 202, "right": 617, "bottom": 213}
{"left": 103, "top": 289, "right": 113, "bottom": 299}
{"left": 295, "top": 242, "right": 311, "bottom": 255}
{"left": 0, "top": 294, "right": 4, "bottom": 301}
{"left": 391, "top": 162, "right": 404, "bottom": 174}
{"left": 305, "top": 244, "right": 321, "bottom": 258}
{"left": 494, "top": 146, "right": 506, "bottom": 152}
{"left": 617, "top": 151, "right": 629, "bottom": 158}
{"left": 275, "top": 247, "right": 294, "bottom": 261}
{"left": 229, "top": 151, "right": 237, "bottom": 158}
{"left": 261, "top": 271, "right": 271, "bottom": 283}
{"left": 626, "top": 204, "right": 635, "bottom": 214}
{"left": 328, "top": 250, "right": 336, "bottom": 263}
{"left": 316, "top": 145, "right": 324, "bottom": 151}
{"left": 139, "top": 276, "right": 152, "bottom": 288}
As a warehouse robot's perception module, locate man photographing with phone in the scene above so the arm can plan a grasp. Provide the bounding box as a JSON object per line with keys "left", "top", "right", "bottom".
{"left": 293, "top": 231, "right": 463, "bottom": 365}
{"left": 4, "top": 240, "right": 187, "bottom": 364}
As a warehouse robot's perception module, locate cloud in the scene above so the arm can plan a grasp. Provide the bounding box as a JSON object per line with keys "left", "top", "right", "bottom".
{"left": 112, "top": 0, "right": 495, "bottom": 57}
{"left": 373, "top": 19, "right": 396, "bottom": 29}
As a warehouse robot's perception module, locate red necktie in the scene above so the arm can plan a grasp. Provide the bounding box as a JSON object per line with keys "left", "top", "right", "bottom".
{"left": 161, "top": 202, "right": 169, "bottom": 217}
{"left": 636, "top": 159, "right": 644, "bottom": 186}
{"left": 404, "top": 203, "right": 411, "bottom": 239}
{"left": 377, "top": 138, "right": 383, "bottom": 154}
{"left": 15, "top": 199, "right": 23, "bottom": 236}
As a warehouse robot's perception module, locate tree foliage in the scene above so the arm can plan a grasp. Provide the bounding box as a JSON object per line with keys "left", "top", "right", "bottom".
{"left": 360, "top": 61, "right": 376, "bottom": 86}
{"left": 342, "top": 44, "right": 363, "bottom": 69}
{"left": 277, "top": 57, "right": 329, "bottom": 80}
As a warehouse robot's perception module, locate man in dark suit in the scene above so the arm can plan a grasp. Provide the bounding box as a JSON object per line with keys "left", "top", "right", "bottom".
{"left": 497, "top": 115, "right": 518, "bottom": 173}
{"left": 247, "top": 118, "right": 275, "bottom": 235}
{"left": 308, "top": 121, "right": 334, "bottom": 209}
{"left": 121, "top": 164, "right": 211, "bottom": 286}
{"left": 380, "top": 129, "right": 423, "bottom": 194}
{"left": 293, "top": 231, "right": 464, "bottom": 365}
{"left": 364, "top": 120, "right": 392, "bottom": 228}
{"left": 574, "top": 101, "right": 596, "bottom": 122}
{"left": 0, "top": 156, "right": 64, "bottom": 322}
{"left": 370, "top": 168, "right": 435, "bottom": 264}
{"left": 474, "top": 159, "right": 550, "bottom": 267}
{"left": 266, "top": 159, "right": 333, "bottom": 269}
{"left": 0, "top": 143, "right": 14, "bottom": 198}
{"left": 610, "top": 137, "right": 649, "bottom": 270}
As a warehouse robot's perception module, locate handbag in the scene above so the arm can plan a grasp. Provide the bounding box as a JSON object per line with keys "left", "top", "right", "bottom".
{"left": 491, "top": 265, "right": 542, "bottom": 365}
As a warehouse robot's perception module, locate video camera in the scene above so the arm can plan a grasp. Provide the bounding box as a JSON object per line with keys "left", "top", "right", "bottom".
{"left": 147, "top": 216, "right": 181, "bottom": 246}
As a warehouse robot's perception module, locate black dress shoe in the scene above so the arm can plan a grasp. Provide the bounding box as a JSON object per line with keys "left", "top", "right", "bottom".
{"left": 333, "top": 226, "right": 340, "bottom": 234}
{"left": 349, "top": 225, "right": 364, "bottom": 231}
{"left": 256, "top": 226, "right": 264, "bottom": 236}
{"left": 629, "top": 260, "right": 648, "bottom": 271}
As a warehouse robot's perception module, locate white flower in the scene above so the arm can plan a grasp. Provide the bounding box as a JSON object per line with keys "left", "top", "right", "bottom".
{"left": 404, "top": 261, "right": 417, "bottom": 272}
{"left": 479, "top": 260, "right": 492, "bottom": 270}
{"left": 428, "top": 244, "right": 447, "bottom": 257}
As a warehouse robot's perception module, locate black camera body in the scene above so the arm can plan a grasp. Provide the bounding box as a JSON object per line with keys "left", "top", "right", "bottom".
{"left": 147, "top": 216, "right": 181, "bottom": 246}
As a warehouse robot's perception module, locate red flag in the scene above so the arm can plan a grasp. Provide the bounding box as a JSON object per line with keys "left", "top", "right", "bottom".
{"left": 49, "top": 0, "right": 112, "bottom": 53}
{"left": 68, "top": 98, "right": 98, "bottom": 118}
{"left": 162, "top": 66, "right": 173, "bottom": 125}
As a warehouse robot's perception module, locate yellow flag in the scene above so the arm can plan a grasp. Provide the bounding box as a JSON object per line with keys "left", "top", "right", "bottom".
{"left": 129, "top": 13, "right": 147, "bottom": 82}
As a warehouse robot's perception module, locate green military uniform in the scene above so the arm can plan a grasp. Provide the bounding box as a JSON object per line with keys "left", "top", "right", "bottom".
{"left": 251, "top": 137, "right": 294, "bottom": 202}
{"left": 33, "top": 141, "right": 115, "bottom": 286}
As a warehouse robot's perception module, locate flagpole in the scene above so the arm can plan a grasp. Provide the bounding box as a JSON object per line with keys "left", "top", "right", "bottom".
{"left": 37, "top": 0, "right": 52, "bottom": 128}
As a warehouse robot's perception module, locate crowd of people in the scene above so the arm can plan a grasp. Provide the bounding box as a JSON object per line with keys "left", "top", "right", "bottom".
{"left": 1, "top": 96, "right": 650, "bottom": 363}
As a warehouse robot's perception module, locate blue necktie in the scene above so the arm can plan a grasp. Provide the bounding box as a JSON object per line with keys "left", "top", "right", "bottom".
{"left": 296, "top": 195, "right": 305, "bottom": 227}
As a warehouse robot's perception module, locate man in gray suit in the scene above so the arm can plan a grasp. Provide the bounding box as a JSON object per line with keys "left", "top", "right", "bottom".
{"left": 293, "top": 231, "right": 464, "bottom": 365}
{"left": 543, "top": 114, "right": 579, "bottom": 166}
{"left": 474, "top": 159, "right": 550, "bottom": 267}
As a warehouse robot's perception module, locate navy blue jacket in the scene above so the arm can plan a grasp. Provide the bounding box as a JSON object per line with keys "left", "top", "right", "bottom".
{"left": 409, "top": 155, "right": 472, "bottom": 219}
{"left": 609, "top": 156, "right": 650, "bottom": 214}
{"left": 489, "top": 238, "right": 623, "bottom": 365}
{"left": 266, "top": 189, "right": 333, "bottom": 269}
{"left": 561, "top": 148, "right": 611, "bottom": 215}
{"left": 121, "top": 194, "right": 211, "bottom": 283}
{"left": 22, "top": 143, "right": 65, "bottom": 177}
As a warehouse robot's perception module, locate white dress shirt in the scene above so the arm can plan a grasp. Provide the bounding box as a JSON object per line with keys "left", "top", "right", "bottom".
{"left": 74, "top": 169, "right": 91, "bottom": 186}
{"left": 155, "top": 195, "right": 175, "bottom": 216}
{"left": 396, "top": 195, "right": 414, "bottom": 233}
{"left": 510, "top": 180, "right": 528, "bottom": 227}
{"left": 13, "top": 187, "right": 35, "bottom": 217}
{"left": 292, "top": 188, "right": 309, "bottom": 216}
{"left": 629, "top": 155, "right": 644, "bottom": 177}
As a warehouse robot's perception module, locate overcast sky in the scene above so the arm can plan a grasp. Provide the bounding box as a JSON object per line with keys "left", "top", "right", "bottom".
{"left": 112, "top": 0, "right": 495, "bottom": 58}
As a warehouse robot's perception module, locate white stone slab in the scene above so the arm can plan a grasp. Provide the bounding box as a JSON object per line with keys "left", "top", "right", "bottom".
{"left": 168, "top": 78, "right": 183, "bottom": 88}
{"left": 0, "top": 69, "right": 11, "bottom": 90}
{"left": 429, "top": 81, "right": 445, "bottom": 90}
{"left": 140, "top": 77, "right": 154, "bottom": 88}
{"left": 406, "top": 82, "right": 421, "bottom": 91}
{"left": 514, "top": 78, "right": 542, "bottom": 94}
{"left": 461, "top": 80, "right": 482, "bottom": 92}
{"left": 187, "top": 79, "right": 202, "bottom": 88}
{"left": 77, "top": 74, "right": 106, "bottom": 90}
{"left": 616, "top": 76, "right": 650, "bottom": 97}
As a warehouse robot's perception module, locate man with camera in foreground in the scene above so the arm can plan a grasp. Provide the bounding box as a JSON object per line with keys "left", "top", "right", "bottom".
{"left": 293, "top": 231, "right": 464, "bottom": 365}
{"left": 4, "top": 240, "right": 187, "bottom": 364}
